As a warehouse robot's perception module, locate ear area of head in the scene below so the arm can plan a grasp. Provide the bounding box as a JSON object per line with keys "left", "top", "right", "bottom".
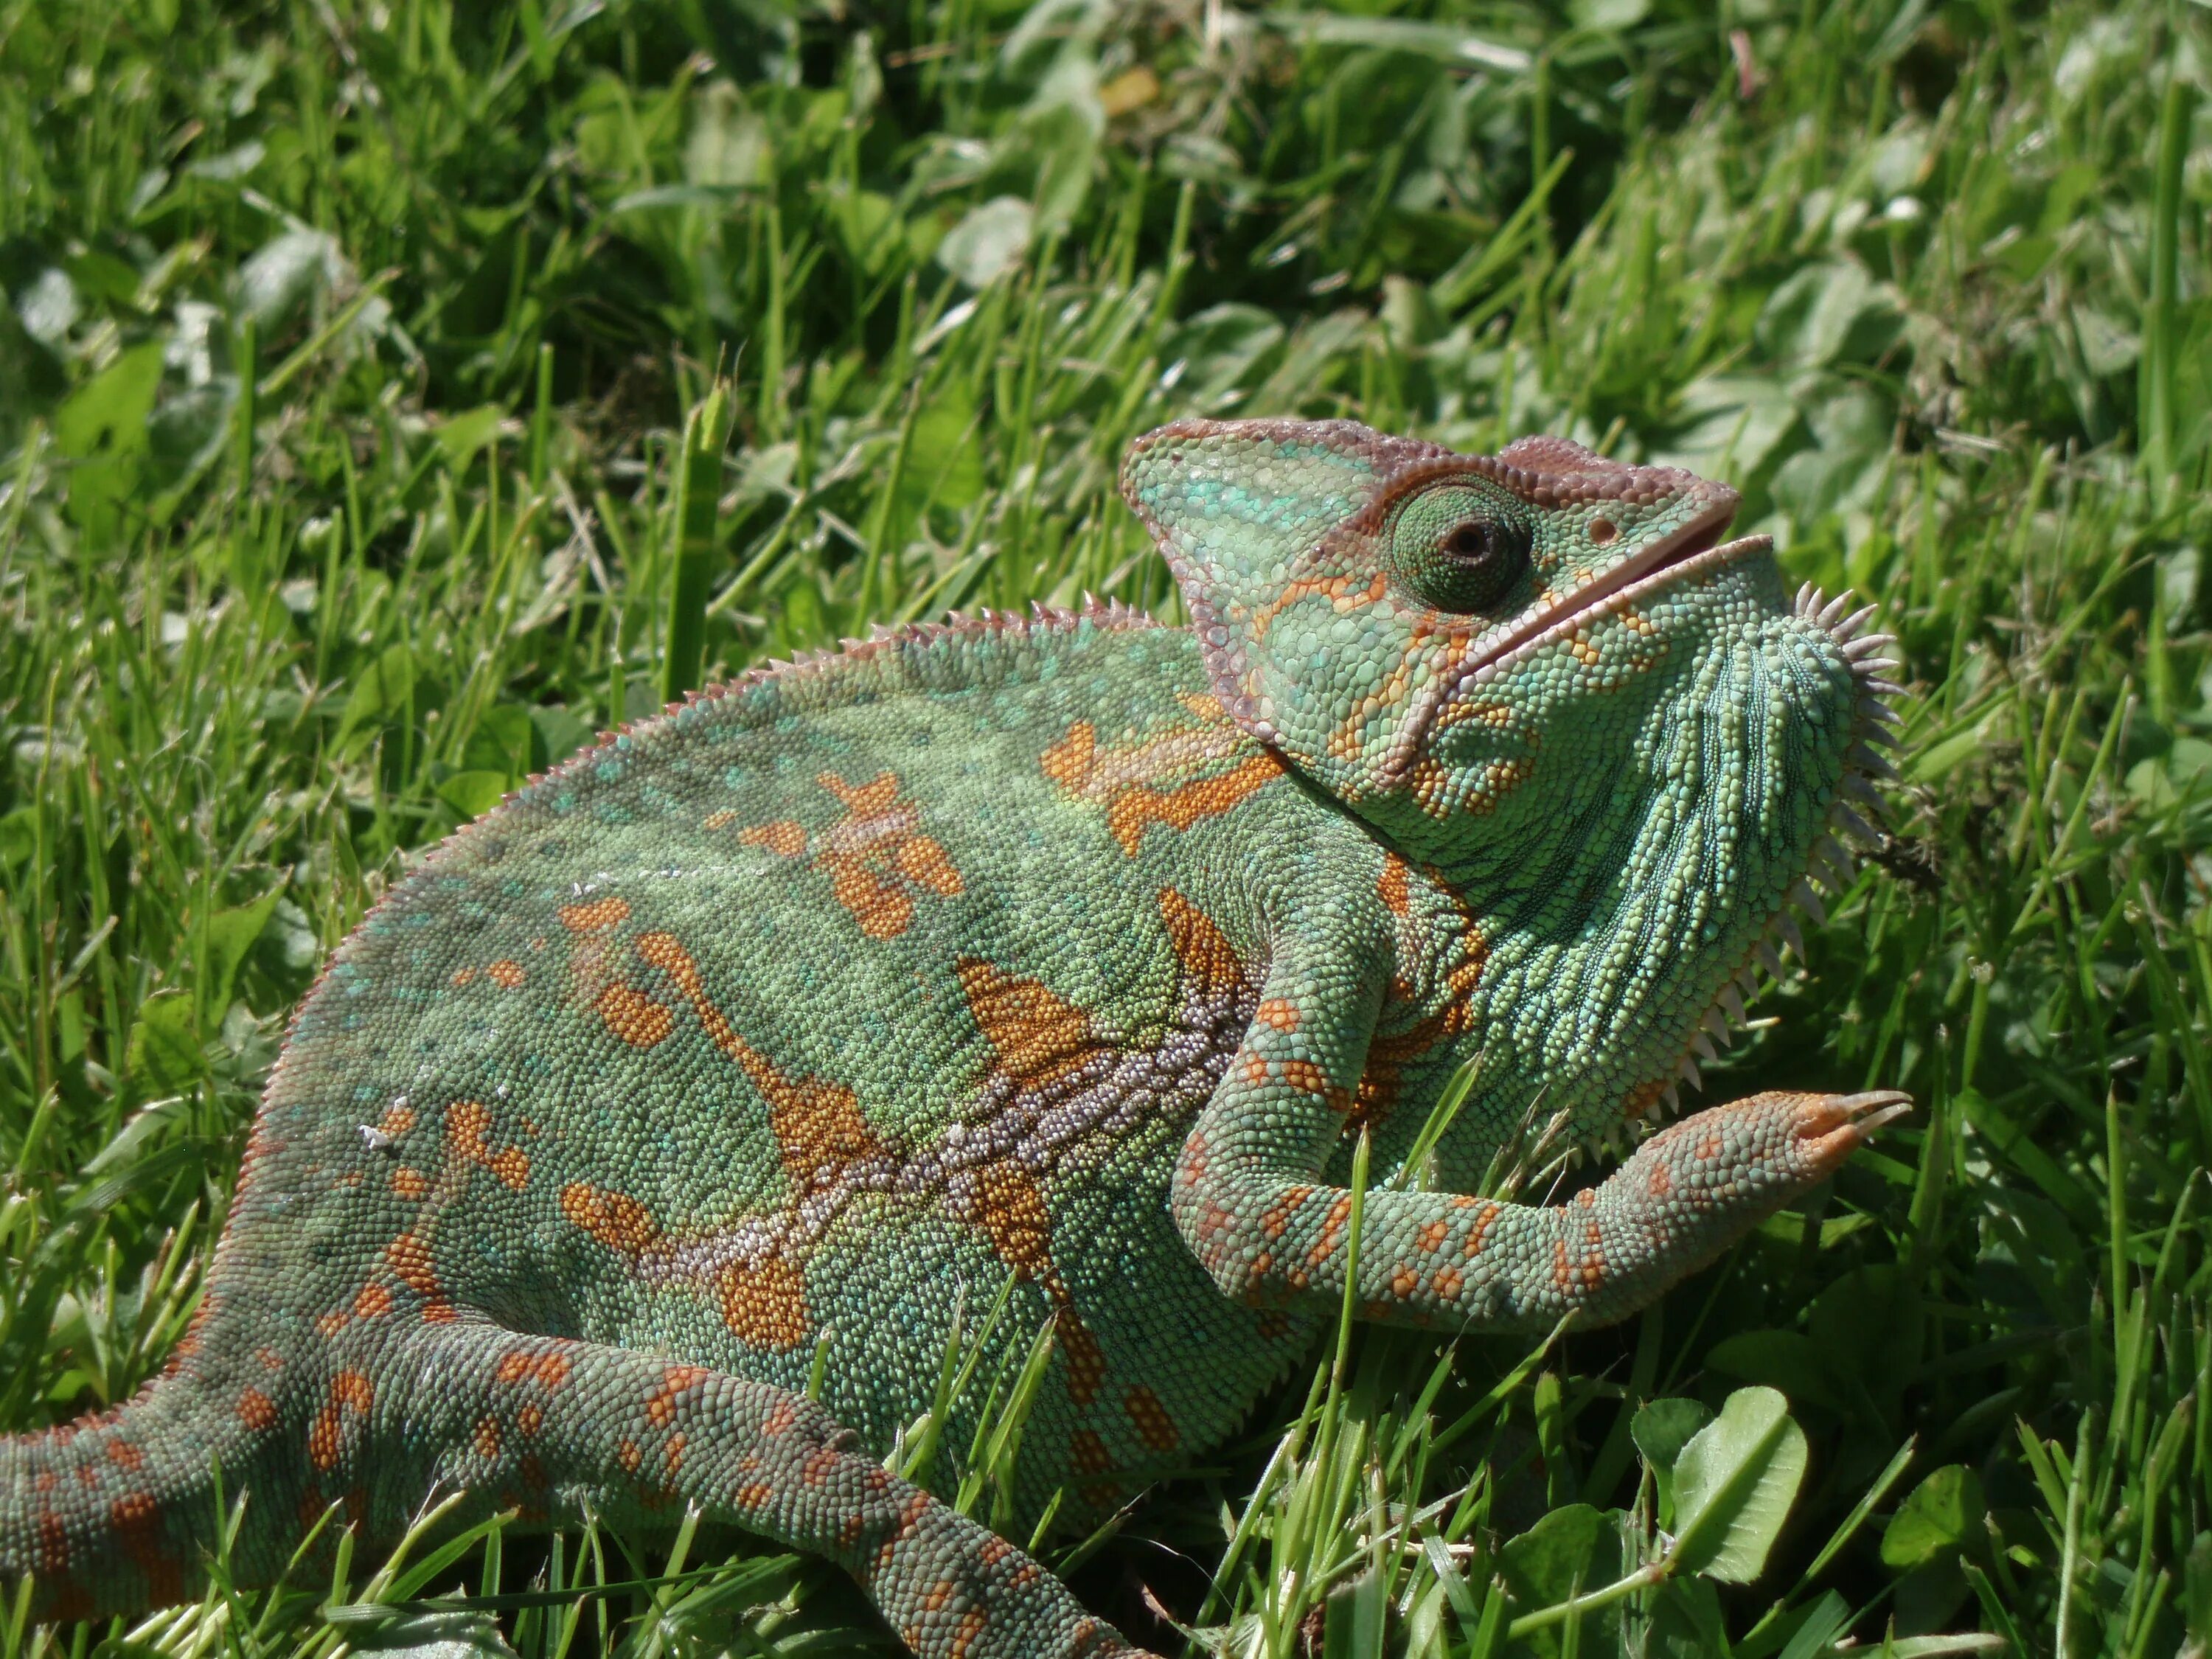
{"left": 1119, "top": 418, "right": 1456, "bottom": 742}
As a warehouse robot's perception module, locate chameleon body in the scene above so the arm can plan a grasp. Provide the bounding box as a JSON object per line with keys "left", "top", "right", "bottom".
{"left": 2, "top": 420, "right": 1906, "bottom": 1655}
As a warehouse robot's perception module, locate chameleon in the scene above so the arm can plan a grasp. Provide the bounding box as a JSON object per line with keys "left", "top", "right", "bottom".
{"left": 2, "top": 419, "right": 1908, "bottom": 1656}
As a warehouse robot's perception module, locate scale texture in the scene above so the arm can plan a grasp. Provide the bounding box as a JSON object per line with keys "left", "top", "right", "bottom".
{"left": 1, "top": 420, "right": 1907, "bottom": 1655}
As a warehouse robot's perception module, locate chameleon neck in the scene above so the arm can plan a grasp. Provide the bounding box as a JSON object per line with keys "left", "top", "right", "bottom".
{"left": 1360, "top": 641, "right": 1828, "bottom": 1132}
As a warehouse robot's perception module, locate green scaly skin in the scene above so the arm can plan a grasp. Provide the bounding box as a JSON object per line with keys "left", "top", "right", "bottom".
{"left": 2, "top": 420, "right": 1909, "bottom": 1656}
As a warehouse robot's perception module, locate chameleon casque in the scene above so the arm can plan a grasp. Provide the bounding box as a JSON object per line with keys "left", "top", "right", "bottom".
{"left": 3, "top": 419, "right": 1909, "bottom": 1655}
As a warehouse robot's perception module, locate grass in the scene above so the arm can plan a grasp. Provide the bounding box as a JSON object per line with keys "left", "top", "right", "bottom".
{"left": 3, "top": 0, "right": 2211, "bottom": 1653}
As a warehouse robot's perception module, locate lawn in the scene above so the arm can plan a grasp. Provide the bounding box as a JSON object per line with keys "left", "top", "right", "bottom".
{"left": 3, "top": 0, "right": 2210, "bottom": 1655}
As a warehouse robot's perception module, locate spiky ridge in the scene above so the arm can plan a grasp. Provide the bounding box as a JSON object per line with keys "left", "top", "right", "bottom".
{"left": 1636, "top": 582, "right": 1905, "bottom": 1131}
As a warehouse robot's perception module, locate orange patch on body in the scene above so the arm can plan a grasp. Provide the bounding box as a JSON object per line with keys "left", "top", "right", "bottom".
{"left": 560, "top": 1183, "right": 664, "bottom": 1257}
{"left": 702, "top": 809, "right": 739, "bottom": 830}
{"left": 378, "top": 1103, "right": 417, "bottom": 1137}
{"left": 486, "top": 959, "right": 526, "bottom": 989}
{"left": 596, "top": 981, "right": 675, "bottom": 1048}
{"left": 447, "top": 1099, "right": 532, "bottom": 1191}
{"left": 1158, "top": 888, "right": 1249, "bottom": 998}
{"left": 742, "top": 772, "right": 963, "bottom": 939}
{"left": 384, "top": 1232, "right": 453, "bottom": 1321}
{"left": 106, "top": 1439, "right": 145, "bottom": 1471}
{"left": 1069, "top": 1428, "right": 1115, "bottom": 1476}
{"left": 740, "top": 819, "right": 808, "bottom": 857}
{"left": 1377, "top": 854, "right": 1413, "bottom": 917}
{"left": 476, "top": 1417, "right": 502, "bottom": 1459}
{"left": 558, "top": 895, "right": 631, "bottom": 933}
{"left": 717, "top": 1256, "right": 812, "bottom": 1351}
{"left": 391, "top": 1166, "right": 429, "bottom": 1200}
{"left": 1256, "top": 998, "right": 1301, "bottom": 1030}
{"left": 956, "top": 960, "right": 1102, "bottom": 1091}
{"left": 307, "top": 1371, "right": 374, "bottom": 1471}
{"left": 634, "top": 932, "right": 880, "bottom": 1184}
{"left": 1124, "top": 1385, "right": 1180, "bottom": 1453}
{"left": 237, "top": 1388, "right": 278, "bottom": 1430}
{"left": 353, "top": 1283, "right": 392, "bottom": 1319}
{"left": 1040, "top": 720, "right": 1285, "bottom": 855}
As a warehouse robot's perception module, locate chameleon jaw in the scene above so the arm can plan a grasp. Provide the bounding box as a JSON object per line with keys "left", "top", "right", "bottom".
{"left": 1376, "top": 519, "right": 1773, "bottom": 786}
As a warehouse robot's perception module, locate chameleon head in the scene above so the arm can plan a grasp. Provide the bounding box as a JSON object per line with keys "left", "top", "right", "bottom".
{"left": 1124, "top": 417, "right": 1902, "bottom": 1117}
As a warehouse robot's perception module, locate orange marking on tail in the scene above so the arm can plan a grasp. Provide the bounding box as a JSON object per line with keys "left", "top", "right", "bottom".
{"left": 644, "top": 1366, "right": 709, "bottom": 1428}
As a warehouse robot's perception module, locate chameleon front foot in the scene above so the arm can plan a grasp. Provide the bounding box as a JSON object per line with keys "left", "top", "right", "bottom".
{"left": 1621, "top": 1088, "right": 1913, "bottom": 1211}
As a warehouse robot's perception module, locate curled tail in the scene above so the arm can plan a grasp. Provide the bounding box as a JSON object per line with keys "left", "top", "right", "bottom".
{"left": 1, "top": 1305, "right": 314, "bottom": 1619}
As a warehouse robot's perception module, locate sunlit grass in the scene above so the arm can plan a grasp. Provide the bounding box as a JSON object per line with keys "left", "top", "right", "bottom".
{"left": 3, "top": 1, "right": 2210, "bottom": 1654}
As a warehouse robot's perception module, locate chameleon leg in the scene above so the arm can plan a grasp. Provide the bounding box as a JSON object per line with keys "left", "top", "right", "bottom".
{"left": 1178, "top": 1074, "right": 1909, "bottom": 1330}
{"left": 369, "top": 1327, "right": 1155, "bottom": 1659}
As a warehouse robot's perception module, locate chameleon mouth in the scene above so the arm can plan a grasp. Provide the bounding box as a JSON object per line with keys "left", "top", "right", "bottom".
{"left": 1455, "top": 509, "right": 1770, "bottom": 692}
{"left": 1377, "top": 507, "right": 1765, "bottom": 780}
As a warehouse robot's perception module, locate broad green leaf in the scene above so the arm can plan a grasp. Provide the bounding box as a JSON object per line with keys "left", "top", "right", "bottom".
{"left": 1670, "top": 1386, "right": 1809, "bottom": 1584}
{"left": 332, "top": 1606, "right": 520, "bottom": 1659}
{"left": 1881, "top": 1465, "right": 1986, "bottom": 1569}
{"left": 336, "top": 643, "right": 420, "bottom": 745}
{"left": 434, "top": 404, "right": 505, "bottom": 467}
{"left": 0, "top": 805, "right": 35, "bottom": 872}
{"left": 1705, "top": 1329, "right": 1847, "bottom": 1414}
{"left": 55, "top": 340, "right": 164, "bottom": 538}
{"left": 1504, "top": 1504, "right": 1628, "bottom": 1655}
{"left": 528, "top": 704, "right": 597, "bottom": 770}
{"left": 202, "top": 888, "right": 284, "bottom": 1013}
{"left": 1632, "top": 1397, "right": 1713, "bottom": 1526}
{"left": 236, "top": 226, "right": 344, "bottom": 329}
{"left": 123, "top": 990, "right": 201, "bottom": 1095}
{"left": 938, "top": 196, "right": 1033, "bottom": 289}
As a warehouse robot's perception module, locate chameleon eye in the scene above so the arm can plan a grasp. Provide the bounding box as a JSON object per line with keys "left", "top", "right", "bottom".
{"left": 1387, "top": 484, "right": 1533, "bottom": 615}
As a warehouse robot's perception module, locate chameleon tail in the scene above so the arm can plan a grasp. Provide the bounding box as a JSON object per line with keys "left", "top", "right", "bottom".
{"left": 0, "top": 1312, "right": 313, "bottom": 1619}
